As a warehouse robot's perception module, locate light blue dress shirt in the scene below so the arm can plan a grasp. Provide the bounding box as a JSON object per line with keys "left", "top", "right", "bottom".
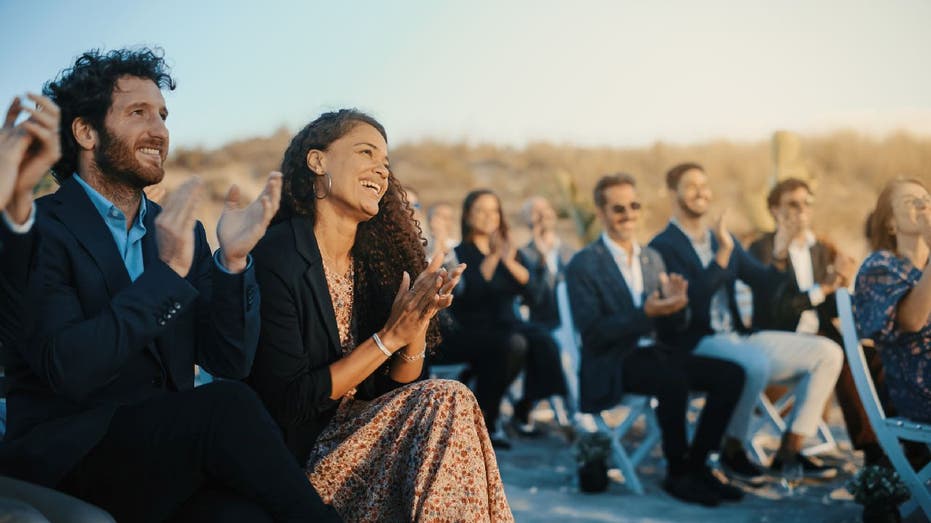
{"left": 75, "top": 174, "right": 147, "bottom": 281}
{"left": 74, "top": 175, "right": 250, "bottom": 278}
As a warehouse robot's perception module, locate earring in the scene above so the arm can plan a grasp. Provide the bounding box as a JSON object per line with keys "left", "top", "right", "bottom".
{"left": 314, "top": 172, "right": 332, "bottom": 199}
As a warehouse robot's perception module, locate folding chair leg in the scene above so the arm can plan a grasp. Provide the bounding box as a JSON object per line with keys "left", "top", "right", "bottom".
{"left": 548, "top": 396, "right": 572, "bottom": 428}
{"left": 899, "top": 461, "right": 931, "bottom": 520}
{"left": 885, "top": 445, "right": 931, "bottom": 519}
{"left": 630, "top": 407, "right": 662, "bottom": 466}
{"left": 800, "top": 420, "right": 837, "bottom": 457}
{"left": 594, "top": 410, "right": 646, "bottom": 494}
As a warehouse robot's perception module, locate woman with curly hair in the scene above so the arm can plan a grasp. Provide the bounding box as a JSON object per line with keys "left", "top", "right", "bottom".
{"left": 247, "top": 109, "right": 513, "bottom": 522}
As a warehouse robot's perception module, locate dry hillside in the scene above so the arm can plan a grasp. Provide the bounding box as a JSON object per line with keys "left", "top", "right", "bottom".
{"left": 158, "top": 130, "right": 931, "bottom": 261}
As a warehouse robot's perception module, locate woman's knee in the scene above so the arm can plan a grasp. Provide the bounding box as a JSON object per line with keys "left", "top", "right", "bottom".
{"left": 506, "top": 332, "right": 529, "bottom": 356}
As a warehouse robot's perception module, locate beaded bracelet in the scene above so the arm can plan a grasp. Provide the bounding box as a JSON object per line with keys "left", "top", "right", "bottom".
{"left": 397, "top": 349, "right": 427, "bottom": 362}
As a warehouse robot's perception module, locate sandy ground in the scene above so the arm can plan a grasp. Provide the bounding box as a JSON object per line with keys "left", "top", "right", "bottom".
{"left": 496, "top": 403, "right": 876, "bottom": 523}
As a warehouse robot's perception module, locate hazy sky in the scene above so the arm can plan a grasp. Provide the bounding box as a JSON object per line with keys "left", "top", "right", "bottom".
{"left": 2, "top": 0, "right": 929, "bottom": 149}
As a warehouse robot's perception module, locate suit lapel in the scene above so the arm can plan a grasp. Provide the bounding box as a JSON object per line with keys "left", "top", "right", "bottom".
{"left": 665, "top": 223, "right": 711, "bottom": 274}
{"left": 292, "top": 216, "right": 341, "bottom": 357}
{"left": 810, "top": 242, "right": 829, "bottom": 283}
{"left": 640, "top": 250, "right": 658, "bottom": 295}
{"left": 49, "top": 178, "right": 132, "bottom": 296}
{"left": 140, "top": 197, "right": 161, "bottom": 274}
{"left": 592, "top": 239, "right": 637, "bottom": 309}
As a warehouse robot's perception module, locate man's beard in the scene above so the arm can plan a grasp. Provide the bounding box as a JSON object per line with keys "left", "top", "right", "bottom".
{"left": 94, "top": 128, "right": 164, "bottom": 189}
{"left": 676, "top": 194, "right": 706, "bottom": 220}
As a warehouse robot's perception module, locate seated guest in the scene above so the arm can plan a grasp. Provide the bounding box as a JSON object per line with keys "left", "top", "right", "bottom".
{"left": 441, "top": 189, "right": 568, "bottom": 446}
{"left": 518, "top": 196, "right": 574, "bottom": 330}
{"left": 0, "top": 93, "right": 60, "bottom": 355}
{"left": 427, "top": 201, "right": 458, "bottom": 258}
{"left": 247, "top": 109, "right": 513, "bottom": 522}
{"left": 0, "top": 94, "right": 115, "bottom": 523}
{"left": 749, "top": 178, "right": 884, "bottom": 464}
{"left": 402, "top": 185, "right": 426, "bottom": 232}
{"left": 567, "top": 174, "right": 745, "bottom": 506}
{"left": 650, "top": 162, "right": 842, "bottom": 482}
{"left": 855, "top": 179, "right": 931, "bottom": 423}
{"left": 0, "top": 48, "right": 339, "bottom": 522}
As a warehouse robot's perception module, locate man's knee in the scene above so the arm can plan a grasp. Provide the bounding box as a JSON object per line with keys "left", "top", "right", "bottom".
{"left": 197, "top": 380, "right": 258, "bottom": 403}
{"left": 715, "top": 361, "right": 746, "bottom": 395}
{"left": 194, "top": 381, "right": 268, "bottom": 421}
{"left": 813, "top": 337, "right": 845, "bottom": 374}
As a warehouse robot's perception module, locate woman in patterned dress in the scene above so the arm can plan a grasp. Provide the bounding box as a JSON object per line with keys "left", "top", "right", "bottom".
{"left": 854, "top": 178, "right": 931, "bottom": 422}
{"left": 247, "top": 109, "right": 514, "bottom": 522}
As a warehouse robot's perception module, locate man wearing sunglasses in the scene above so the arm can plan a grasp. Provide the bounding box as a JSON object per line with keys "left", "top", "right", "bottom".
{"left": 649, "top": 163, "right": 842, "bottom": 484}
{"left": 566, "top": 173, "right": 746, "bottom": 506}
{"left": 748, "top": 178, "right": 885, "bottom": 465}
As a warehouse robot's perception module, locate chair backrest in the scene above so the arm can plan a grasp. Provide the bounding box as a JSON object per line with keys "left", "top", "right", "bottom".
{"left": 554, "top": 281, "right": 581, "bottom": 412}
{"left": 836, "top": 288, "right": 888, "bottom": 425}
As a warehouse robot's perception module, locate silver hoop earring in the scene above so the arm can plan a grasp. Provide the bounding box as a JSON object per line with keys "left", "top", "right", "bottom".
{"left": 314, "top": 172, "right": 332, "bottom": 199}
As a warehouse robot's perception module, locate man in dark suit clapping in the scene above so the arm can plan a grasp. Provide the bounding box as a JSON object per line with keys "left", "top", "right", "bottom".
{"left": 0, "top": 48, "right": 340, "bottom": 522}
{"left": 566, "top": 173, "right": 745, "bottom": 506}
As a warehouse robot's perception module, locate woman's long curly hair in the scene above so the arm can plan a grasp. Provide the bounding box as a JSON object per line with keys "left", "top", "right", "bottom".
{"left": 277, "top": 109, "right": 440, "bottom": 350}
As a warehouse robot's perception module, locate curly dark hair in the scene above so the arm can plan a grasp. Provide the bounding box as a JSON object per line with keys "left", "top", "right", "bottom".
{"left": 42, "top": 47, "right": 176, "bottom": 181}
{"left": 460, "top": 189, "right": 509, "bottom": 243}
{"left": 278, "top": 109, "right": 439, "bottom": 349}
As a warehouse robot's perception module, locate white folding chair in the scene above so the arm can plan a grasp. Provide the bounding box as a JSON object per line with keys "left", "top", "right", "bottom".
{"left": 748, "top": 391, "right": 837, "bottom": 463}
{"left": 837, "top": 288, "right": 931, "bottom": 520}
{"left": 555, "top": 281, "right": 662, "bottom": 494}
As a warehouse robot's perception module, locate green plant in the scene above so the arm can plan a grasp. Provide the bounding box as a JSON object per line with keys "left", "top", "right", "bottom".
{"left": 573, "top": 431, "right": 612, "bottom": 466}
{"left": 846, "top": 465, "right": 911, "bottom": 507}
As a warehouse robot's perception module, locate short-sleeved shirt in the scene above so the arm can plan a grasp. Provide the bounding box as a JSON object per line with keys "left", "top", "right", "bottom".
{"left": 854, "top": 250, "right": 931, "bottom": 422}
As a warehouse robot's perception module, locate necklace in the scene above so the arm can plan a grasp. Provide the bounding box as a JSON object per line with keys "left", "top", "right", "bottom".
{"left": 321, "top": 255, "right": 355, "bottom": 349}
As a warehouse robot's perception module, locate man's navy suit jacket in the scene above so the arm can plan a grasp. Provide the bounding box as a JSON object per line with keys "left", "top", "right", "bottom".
{"left": 565, "top": 237, "right": 688, "bottom": 413}
{"left": 649, "top": 223, "right": 785, "bottom": 352}
{"left": 0, "top": 177, "right": 260, "bottom": 487}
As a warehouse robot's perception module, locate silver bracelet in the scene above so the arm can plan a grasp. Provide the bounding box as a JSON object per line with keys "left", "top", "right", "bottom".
{"left": 397, "top": 349, "right": 427, "bottom": 362}
{"left": 372, "top": 333, "right": 392, "bottom": 357}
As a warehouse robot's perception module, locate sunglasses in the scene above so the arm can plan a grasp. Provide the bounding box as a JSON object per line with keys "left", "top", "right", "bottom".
{"left": 784, "top": 198, "right": 814, "bottom": 211}
{"left": 903, "top": 196, "right": 931, "bottom": 211}
{"left": 609, "top": 202, "right": 642, "bottom": 214}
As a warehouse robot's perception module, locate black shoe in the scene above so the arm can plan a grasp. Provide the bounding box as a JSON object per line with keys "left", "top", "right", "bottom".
{"left": 490, "top": 434, "right": 511, "bottom": 450}
{"left": 770, "top": 453, "right": 838, "bottom": 480}
{"left": 510, "top": 417, "right": 543, "bottom": 437}
{"left": 696, "top": 467, "right": 745, "bottom": 501}
{"left": 511, "top": 399, "right": 543, "bottom": 437}
{"left": 720, "top": 450, "right": 768, "bottom": 487}
{"left": 663, "top": 473, "right": 721, "bottom": 507}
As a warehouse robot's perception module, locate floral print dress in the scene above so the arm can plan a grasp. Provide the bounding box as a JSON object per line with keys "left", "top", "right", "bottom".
{"left": 854, "top": 250, "right": 931, "bottom": 422}
{"left": 306, "top": 261, "right": 514, "bottom": 522}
